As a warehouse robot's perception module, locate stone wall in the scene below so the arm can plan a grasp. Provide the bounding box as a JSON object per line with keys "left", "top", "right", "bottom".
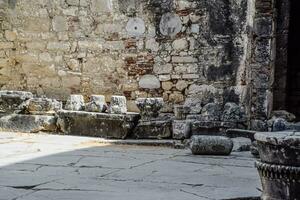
{"left": 0, "top": 0, "right": 250, "bottom": 112}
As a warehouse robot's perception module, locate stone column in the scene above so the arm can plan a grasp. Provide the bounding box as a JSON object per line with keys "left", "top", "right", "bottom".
{"left": 255, "top": 132, "right": 300, "bottom": 200}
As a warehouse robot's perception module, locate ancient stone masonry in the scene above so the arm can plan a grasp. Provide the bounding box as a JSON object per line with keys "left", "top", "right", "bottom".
{"left": 0, "top": 0, "right": 251, "bottom": 115}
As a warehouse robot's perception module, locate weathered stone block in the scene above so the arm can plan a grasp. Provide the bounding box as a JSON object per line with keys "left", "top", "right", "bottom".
{"left": 222, "top": 102, "right": 247, "bottom": 123}
{"left": 190, "top": 136, "right": 233, "bottom": 155}
{"left": 172, "top": 120, "right": 191, "bottom": 140}
{"left": 139, "top": 75, "right": 160, "bottom": 89}
{"left": 57, "top": 110, "right": 139, "bottom": 139}
{"left": 65, "top": 95, "right": 85, "bottom": 111}
{"left": 85, "top": 95, "right": 107, "bottom": 113}
{"left": 0, "top": 91, "right": 33, "bottom": 114}
{"left": 200, "top": 103, "right": 222, "bottom": 121}
{"left": 109, "top": 96, "right": 127, "bottom": 114}
{"left": 0, "top": 114, "right": 57, "bottom": 133}
{"left": 21, "top": 98, "right": 62, "bottom": 115}
{"left": 191, "top": 121, "right": 237, "bottom": 135}
{"left": 133, "top": 120, "right": 172, "bottom": 139}
{"left": 159, "top": 13, "right": 182, "bottom": 37}
{"left": 135, "top": 98, "right": 163, "bottom": 120}
{"left": 91, "top": 0, "right": 112, "bottom": 13}
{"left": 52, "top": 16, "right": 68, "bottom": 32}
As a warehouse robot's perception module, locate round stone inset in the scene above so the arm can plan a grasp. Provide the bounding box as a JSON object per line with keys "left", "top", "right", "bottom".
{"left": 159, "top": 13, "right": 182, "bottom": 37}
{"left": 126, "top": 17, "right": 146, "bottom": 37}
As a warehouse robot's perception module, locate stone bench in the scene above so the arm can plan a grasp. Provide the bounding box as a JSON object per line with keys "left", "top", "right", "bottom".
{"left": 57, "top": 110, "right": 140, "bottom": 139}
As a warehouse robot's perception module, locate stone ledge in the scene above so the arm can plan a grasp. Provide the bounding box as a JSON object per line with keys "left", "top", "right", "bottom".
{"left": 0, "top": 114, "right": 57, "bottom": 133}
{"left": 57, "top": 110, "right": 140, "bottom": 139}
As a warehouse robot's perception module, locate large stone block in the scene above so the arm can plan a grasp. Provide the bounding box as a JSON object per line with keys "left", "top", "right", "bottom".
{"left": 57, "top": 110, "right": 140, "bottom": 139}
{"left": 190, "top": 136, "right": 233, "bottom": 155}
{"left": 0, "top": 114, "right": 57, "bottom": 133}
{"left": 21, "top": 98, "right": 62, "bottom": 115}
{"left": 0, "top": 91, "right": 33, "bottom": 114}
{"left": 133, "top": 120, "right": 172, "bottom": 139}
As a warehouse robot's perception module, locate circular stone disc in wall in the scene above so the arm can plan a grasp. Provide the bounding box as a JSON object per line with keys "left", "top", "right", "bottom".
{"left": 126, "top": 17, "right": 146, "bottom": 37}
{"left": 159, "top": 13, "right": 182, "bottom": 37}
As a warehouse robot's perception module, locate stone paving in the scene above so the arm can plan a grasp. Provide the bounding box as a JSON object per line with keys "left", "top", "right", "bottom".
{"left": 0, "top": 132, "right": 261, "bottom": 200}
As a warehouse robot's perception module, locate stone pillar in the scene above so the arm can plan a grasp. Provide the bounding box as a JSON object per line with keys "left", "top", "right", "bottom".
{"left": 249, "top": 0, "right": 277, "bottom": 129}
{"left": 255, "top": 132, "right": 300, "bottom": 200}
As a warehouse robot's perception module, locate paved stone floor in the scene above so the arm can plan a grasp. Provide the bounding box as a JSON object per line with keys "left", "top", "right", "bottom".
{"left": 0, "top": 132, "right": 261, "bottom": 200}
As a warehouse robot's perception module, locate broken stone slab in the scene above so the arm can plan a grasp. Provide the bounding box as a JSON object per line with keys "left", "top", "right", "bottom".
{"left": 232, "top": 137, "right": 252, "bottom": 152}
{"left": 0, "top": 91, "right": 33, "bottom": 114}
{"left": 108, "top": 96, "right": 127, "bottom": 114}
{"left": 65, "top": 95, "right": 85, "bottom": 111}
{"left": 0, "top": 114, "right": 57, "bottom": 133}
{"left": 135, "top": 98, "right": 164, "bottom": 120}
{"left": 57, "top": 110, "right": 140, "bottom": 139}
{"left": 20, "top": 98, "right": 62, "bottom": 115}
{"left": 133, "top": 120, "right": 172, "bottom": 139}
{"left": 190, "top": 135, "right": 233, "bottom": 155}
{"left": 191, "top": 121, "right": 237, "bottom": 136}
{"left": 172, "top": 120, "right": 191, "bottom": 140}
{"left": 85, "top": 95, "right": 107, "bottom": 113}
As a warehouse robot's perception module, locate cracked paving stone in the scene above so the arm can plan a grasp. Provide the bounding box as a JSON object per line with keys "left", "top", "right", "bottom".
{"left": 0, "top": 132, "right": 261, "bottom": 200}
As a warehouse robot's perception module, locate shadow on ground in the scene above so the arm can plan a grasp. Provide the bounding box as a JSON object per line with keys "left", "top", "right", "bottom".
{"left": 0, "top": 132, "right": 261, "bottom": 200}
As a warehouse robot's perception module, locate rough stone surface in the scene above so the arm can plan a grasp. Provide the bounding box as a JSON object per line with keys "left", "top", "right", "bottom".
{"left": 190, "top": 136, "right": 234, "bottom": 155}
{"left": 172, "top": 120, "right": 191, "bottom": 140}
{"left": 135, "top": 98, "right": 163, "bottom": 120}
{"left": 0, "top": 114, "right": 57, "bottom": 133}
{"left": 199, "top": 103, "right": 222, "bottom": 121}
{"left": 232, "top": 137, "right": 252, "bottom": 152}
{"left": 222, "top": 102, "right": 247, "bottom": 123}
{"left": 133, "top": 120, "right": 172, "bottom": 139}
{"left": 0, "top": 91, "right": 33, "bottom": 114}
{"left": 255, "top": 131, "right": 300, "bottom": 166}
{"left": 139, "top": 75, "right": 160, "bottom": 89}
{"left": 0, "top": 0, "right": 254, "bottom": 123}
{"left": 0, "top": 132, "right": 261, "bottom": 200}
{"left": 85, "top": 95, "right": 107, "bottom": 113}
{"left": 271, "top": 110, "right": 296, "bottom": 122}
{"left": 57, "top": 110, "right": 139, "bottom": 139}
{"left": 65, "top": 95, "right": 85, "bottom": 111}
{"left": 109, "top": 96, "right": 127, "bottom": 114}
{"left": 21, "top": 98, "right": 62, "bottom": 115}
